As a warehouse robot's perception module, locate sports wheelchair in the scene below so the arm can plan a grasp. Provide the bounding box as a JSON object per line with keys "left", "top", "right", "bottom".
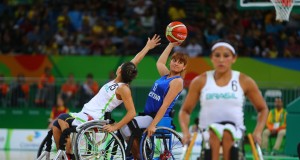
{"left": 185, "top": 128, "right": 246, "bottom": 160}
{"left": 36, "top": 114, "right": 183, "bottom": 160}
{"left": 139, "top": 117, "right": 184, "bottom": 160}
{"left": 36, "top": 118, "right": 126, "bottom": 160}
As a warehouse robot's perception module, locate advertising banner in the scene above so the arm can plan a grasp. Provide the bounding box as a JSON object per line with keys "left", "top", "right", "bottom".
{"left": 0, "top": 129, "right": 7, "bottom": 149}
{"left": 7, "top": 129, "right": 48, "bottom": 150}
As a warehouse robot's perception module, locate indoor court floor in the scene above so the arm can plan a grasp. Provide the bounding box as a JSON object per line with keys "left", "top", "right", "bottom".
{"left": 0, "top": 150, "right": 298, "bottom": 160}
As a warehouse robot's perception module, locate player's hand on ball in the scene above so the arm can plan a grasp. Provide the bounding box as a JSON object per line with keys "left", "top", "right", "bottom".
{"left": 170, "top": 41, "right": 182, "bottom": 47}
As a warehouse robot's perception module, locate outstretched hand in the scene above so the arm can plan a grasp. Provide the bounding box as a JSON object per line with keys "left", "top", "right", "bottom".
{"left": 146, "top": 34, "right": 161, "bottom": 50}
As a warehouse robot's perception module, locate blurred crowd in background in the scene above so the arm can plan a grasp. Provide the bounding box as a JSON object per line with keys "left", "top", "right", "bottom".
{"left": 0, "top": 66, "right": 111, "bottom": 108}
{"left": 1, "top": 0, "right": 300, "bottom": 108}
{"left": 0, "top": 0, "right": 300, "bottom": 58}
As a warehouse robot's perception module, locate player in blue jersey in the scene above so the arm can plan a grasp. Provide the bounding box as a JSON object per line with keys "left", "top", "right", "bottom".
{"left": 120, "top": 42, "right": 188, "bottom": 159}
{"left": 50, "top": 35, "right": 161, "bottom": 160}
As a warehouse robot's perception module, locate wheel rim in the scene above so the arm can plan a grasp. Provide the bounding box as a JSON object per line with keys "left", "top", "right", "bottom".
{"left": 142, "top": 127, "right": 183, "bottom": 160}
{"left": 75, "top": 125, "right": 125, "bottom": 160}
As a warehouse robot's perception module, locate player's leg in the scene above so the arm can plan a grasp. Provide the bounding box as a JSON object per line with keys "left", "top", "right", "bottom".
{"left": 52, "top": 120, "right": 62, "bottom": 149}
{"left": 222, "top": 130, "right": 234, "bottom": 160}
{"left": 209, "top": 129, "right": 221, "bottom": 160}
{"left": 273, "top": 129, "right": 286, "bottom": 151}
{"left": 223, "top": 124, "right": 243, "bottom": 160}
{"left": 119, "top": 115, "right": 153, "bottom": 159}
{"left": 262, "top": 128, "right": 271, "bottom": 152}
{"left": 57, "top": 113, "right": 74, "bottom": 156}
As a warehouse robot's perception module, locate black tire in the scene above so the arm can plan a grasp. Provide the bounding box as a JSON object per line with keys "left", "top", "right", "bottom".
{"left": 36, "top": 129, "right": 56, "bottom": 159}
{"left": 74, "top": 124, "right": 126, "bottom": 160}
{"left": 141, "top": 127, "right": 183, "bottom": 160}
{"left": 37, "top": 134, "right": 48, "bottom": 158}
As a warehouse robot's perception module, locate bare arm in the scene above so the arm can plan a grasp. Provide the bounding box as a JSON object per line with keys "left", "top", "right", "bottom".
{"left": 241, "top": 74, "right": 269, "bottom": 144}
{"left": 131, "top": 34, "right": 161, "bottom": 66}
{"left": 103, "top": 85, "right": 136, "bottom": 132}
{"left": 179, "top": 74, "right": 205, "bottom": 144}
{"left": 147, "top": 78, "right": 183, "bottom": 136}
{"left": 156, "top": 43, "right": 177, "bottom": 76}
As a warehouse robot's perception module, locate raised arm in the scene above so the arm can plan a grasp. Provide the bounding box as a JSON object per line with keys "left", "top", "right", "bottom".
{"left": 103, "top": 85, "right": 136, "bottom": 132}
{"left": 179, "top": 75, "right": 205, "bottom": 144}
{"left": 130, "top": 34, "right": 161, "bottom": 66}
{"left": 241, "top": 74, "right": 269, "bottom": 145}
{"left": 146, "top": 78, "right": 183, "bottom": 137}
{"left": 156, "top": 43, "right": 177, "bottom": 76}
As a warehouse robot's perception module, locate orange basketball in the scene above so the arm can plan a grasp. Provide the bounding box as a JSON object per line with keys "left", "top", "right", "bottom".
{"left": 165, "top": 21, "right": 188, "bottom": 43}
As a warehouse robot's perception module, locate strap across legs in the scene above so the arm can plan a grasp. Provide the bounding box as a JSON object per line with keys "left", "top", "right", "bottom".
{"left": 126, "top": 119, "right": 143, "bottom": 156}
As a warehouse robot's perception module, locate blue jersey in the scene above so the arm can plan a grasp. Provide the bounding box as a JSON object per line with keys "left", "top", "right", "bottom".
{"left": 144, "top": 75, "right": 182, "bottom": 117}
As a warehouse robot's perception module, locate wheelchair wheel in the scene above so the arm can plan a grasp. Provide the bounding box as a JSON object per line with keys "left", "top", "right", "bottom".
{"left": 36, "top": 130, "right": 57, "bottom": 160}
{"left": 140, "top": 127, "right": 183, "bottom": 160}
{"left": 74, "top": 124, "right": 126, "bottom": 160}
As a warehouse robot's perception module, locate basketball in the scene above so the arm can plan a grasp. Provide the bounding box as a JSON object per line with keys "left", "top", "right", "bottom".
{"left": 165, "top": 21, "right": 188, "bottom": 43}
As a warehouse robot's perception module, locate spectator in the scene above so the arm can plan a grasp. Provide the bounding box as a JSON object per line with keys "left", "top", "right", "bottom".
{"left": 35, "top": 67, "right": 55, "bottom": 107}
{"left": 168, "top": 2, "right": 186, "bottom": 21}
{"left": 60, "top": 73, "right": 78, "bottom": 105}
{"left": 61, "top": 39, "right": 77, "bottom": 55}
{"left": 103, "top": 39, "right": 117, "bottom": 55}
{"left": 48, "top": 95, "right": 69, "bottom": 129}
{"left": 0, "top": 74, "right": 9, "bottom": 106}
{"left": 186, "top": 38, "right": 203, "bottom": 57}
{"left": 284, "top": 36, "right": 300, "bottom": 58}
{"left": 78, "top": 73, "right": 99, "bottom": 107}
{"left": 262, "top": 97, "right": 287, "bottom": 155}
{"left": 0, "top": 1, "right": 300, "bottom": 57}
{"left": 10, "top": 74, "right": 30, "bottom": 107}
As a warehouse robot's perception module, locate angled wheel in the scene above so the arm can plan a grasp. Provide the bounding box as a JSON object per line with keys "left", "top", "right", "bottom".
{"left": 140, "top": 127, "right": 183, "bottom": 160}
{"left": 74, "top": 124, "right": 126, "bottom": 160}
{"left": 36, "top": 130, "right": 57, "bottom": 160}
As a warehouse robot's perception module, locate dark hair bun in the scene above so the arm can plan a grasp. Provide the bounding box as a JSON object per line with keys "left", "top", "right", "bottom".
{"left": 121, "top": 62, "right": 138, "bottom": 83}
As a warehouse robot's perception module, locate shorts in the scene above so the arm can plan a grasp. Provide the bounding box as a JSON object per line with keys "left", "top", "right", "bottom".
{"left": 53, "top": 113, "right": 75, "bottom": 130}
{"left": 207, "top": 122, "right": 243, "bottom": 141}
{"left": 69, "top": 112, "right": 92, "bottom": 126}
{"left": 53, "top": 112, "right": 92, "bottom": 129}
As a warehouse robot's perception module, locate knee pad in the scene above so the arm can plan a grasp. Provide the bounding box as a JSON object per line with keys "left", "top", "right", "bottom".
{"left": 53, "top": 119, "right": 61, "bottom": 130}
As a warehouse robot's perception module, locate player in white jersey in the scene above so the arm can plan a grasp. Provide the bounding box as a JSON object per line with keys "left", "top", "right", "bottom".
{"left": 51, "top": 34, "right": 161, "bottom": 159}
{"left": 179, "top": 42, "right": 269, "bottom": 160}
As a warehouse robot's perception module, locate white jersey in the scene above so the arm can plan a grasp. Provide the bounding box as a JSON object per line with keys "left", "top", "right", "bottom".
{"left": 81, "top": 80, "right": 124, "bottom": 120}
{"left": 199, "top": 70, "right": 245, "bottom": 130}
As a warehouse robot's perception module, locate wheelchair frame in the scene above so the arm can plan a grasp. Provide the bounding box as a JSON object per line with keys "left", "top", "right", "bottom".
{"left": 36, "top": 117, "right": 183, "bottom": 160}
{"left": 37, "top": 120, "right": 126, "bottom": 160}
{"left": 139, "top": 117, "right": 184, "bottom": 160}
